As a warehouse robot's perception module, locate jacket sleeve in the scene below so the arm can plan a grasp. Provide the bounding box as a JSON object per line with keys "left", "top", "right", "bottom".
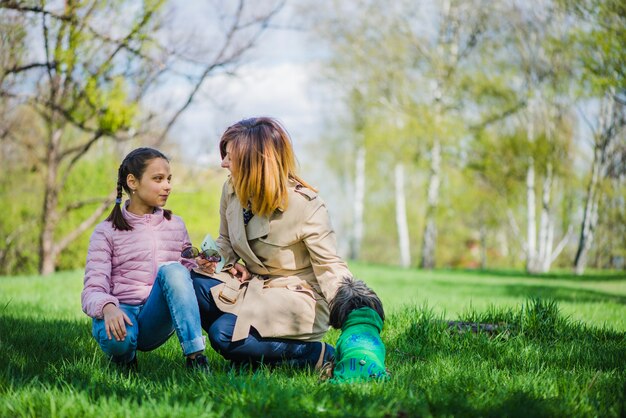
{"left": 301, "top": 200, "right": 351, "bottom": 302}
{"left": 178, "top": 219, "right": 197, "bottom": 271}
{"left": 81, "top": 224, "right": 118, "bottom": 319}
{"left": 216, "top": 179, "right": 239, "bottom": 268}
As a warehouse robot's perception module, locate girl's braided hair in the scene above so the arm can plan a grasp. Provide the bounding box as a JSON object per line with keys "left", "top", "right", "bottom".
{"left": 105, "top": 147, "right": 172, "bottom": 230}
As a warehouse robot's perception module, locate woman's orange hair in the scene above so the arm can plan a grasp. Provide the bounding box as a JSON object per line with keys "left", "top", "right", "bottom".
{"left": 219, "top": 117, "right": 315, "bottom": 217}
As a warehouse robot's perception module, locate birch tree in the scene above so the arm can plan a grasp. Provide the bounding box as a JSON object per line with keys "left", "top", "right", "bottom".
{"left": 308, "top": 0, "right": 491, "bottom": 268}
{"left": 499, "top": 1, "right": 577, "bottom": 273}
{"left": 562, "top": 0, "right": 626, "bottom": 274}
{"left": 394, "top": 163, "right": 411, "bottom": 267}
{"left": 574, "top": 91, "right": 625, "bottom": 274}
{"left": 305, "top": 1, "right": 409, "bottom": 262}
{"left": 398, "top": 0, "right": 490, "bottom": 269}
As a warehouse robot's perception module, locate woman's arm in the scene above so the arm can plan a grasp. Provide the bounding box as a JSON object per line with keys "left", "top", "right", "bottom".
{"left": 301, "top": 201, "right": 352, "bottom": 301}
{"left": 216, "top": 179, "right": 239, "bottom": 269}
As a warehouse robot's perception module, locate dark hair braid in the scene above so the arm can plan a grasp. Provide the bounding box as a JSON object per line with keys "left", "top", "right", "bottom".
{"left": 104, "top": 147, "right": 173, "bottom": 230}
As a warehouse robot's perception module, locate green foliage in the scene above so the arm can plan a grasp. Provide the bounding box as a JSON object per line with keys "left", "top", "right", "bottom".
{"left": 1, "top": 267, "right": 625, "bottom": 417}
{"left": 0, "top": 148, "right": 225, "bottom": 274}
{"left": 0, "top": 163, "right": 42, "bottom": 275}
{"left": 55, "top": 147, "right": 119, "bottom": 271}
{"left": 558, "top": 0, "right": 626, "bottom": 95}
{"left": 165, "top": 166, "right": 226, "bottom": 246}
{"left": 77, "top": 77, "right": 138, "bottom": 134}
{"left": 308, "top": 0, "right": 626, "bottom": 273}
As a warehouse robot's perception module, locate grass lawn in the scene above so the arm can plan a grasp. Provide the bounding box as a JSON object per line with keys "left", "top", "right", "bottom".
{"left": 1, "top": 265, "right": 625, "bottom": 417}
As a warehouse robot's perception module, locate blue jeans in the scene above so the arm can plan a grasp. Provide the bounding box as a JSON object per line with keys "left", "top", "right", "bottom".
{"left": 92, "top": 263, "right": 206, "bottom": 364}
{"left": 192, "top": 273, "right": 333, "bottom": 368}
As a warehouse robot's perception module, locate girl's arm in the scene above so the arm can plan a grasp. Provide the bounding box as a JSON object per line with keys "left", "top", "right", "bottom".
{"left": 81, "top": 224, "right": 118, "bottom": 319}
{"left": 179, "top": 221, "right": 196, "bottom": 271}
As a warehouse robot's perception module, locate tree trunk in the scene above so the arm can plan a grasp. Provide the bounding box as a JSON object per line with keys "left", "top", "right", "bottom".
{"left": 525, "top": 157, "right": 538, "bottom": 273}
{"left": 420, "top": 138, "right": 440, "bottom": 269}
{"left": 349, "top": 146, "right": 366, "bottom": 260}
{"left": 39, "top": 128, "right": 62, "bottom": 275}
{"left": 395, "top": 163, "right": 411, "bottom": 267}
{"left": 574, "top": 90, "right": 620, "bottom": 275}
{"left": 536, "top": 163, "right": 553, "bottom": 273}
{"left": 479, "top": 223, "right": 487, "bottom": 269}
{"left": 574, "top": 155, "right": 601, "bottom": 275}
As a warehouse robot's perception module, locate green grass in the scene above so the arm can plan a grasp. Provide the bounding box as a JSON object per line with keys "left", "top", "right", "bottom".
{"left": 1, "top": 266, "right": 625, "bottom": 417}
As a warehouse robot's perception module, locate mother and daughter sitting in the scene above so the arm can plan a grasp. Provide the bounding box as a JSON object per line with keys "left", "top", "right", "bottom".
{"left": 81, "top": 117, "right": 388, "bottom": 382}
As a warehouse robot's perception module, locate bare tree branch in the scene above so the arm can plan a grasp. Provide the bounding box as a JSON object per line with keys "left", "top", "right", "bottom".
{"left": 63, "top": 196, "right": 113, "bottom": 214}
{"left": 470, "top": 99, "right": 528, "bottom": 131}
{"left": 550, "top": 224, "right": 573, "bottom": 264}
{"left": 154, "top": 0, "right": 283, "bottom": 144}
{"left": 55, "top": 191, "right": 117, "bottom": 254}
{"left": 3, "top": 61, "right": 56, "bottom": 75}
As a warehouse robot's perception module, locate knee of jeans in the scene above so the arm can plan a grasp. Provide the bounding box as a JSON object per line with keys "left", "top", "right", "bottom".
{"left": 158, "top": 263, "right": 191, "bottom": 291}
{"left": 193, "top": 277, "right": 219, "bottom": 307}
{"left": 192, "top": 276, "right": 206, "bottom": 299}
{"left": 95, "top": 331, "right": 137, "bottom": 357}
{"left": 208, "top": 321, "right": 232, "bottom": 355}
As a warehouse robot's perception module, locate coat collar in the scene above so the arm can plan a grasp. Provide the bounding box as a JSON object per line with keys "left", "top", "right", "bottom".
{"left": 224, "top": 187, "right": 268, "bottom": 271}
{"left": 122, "top": 200, "right": 165, "bottom": 227}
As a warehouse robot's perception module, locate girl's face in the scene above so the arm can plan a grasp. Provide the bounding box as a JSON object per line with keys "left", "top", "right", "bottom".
{"left": 127, "top": 157, "right": 172, "bottom": 215}
{"left": 221, "top": 141, "right": 234, "bottom": 176}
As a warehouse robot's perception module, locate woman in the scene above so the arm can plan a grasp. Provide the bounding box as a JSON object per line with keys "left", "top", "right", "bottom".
{"left": 193, "top": 117, "right": 352, "bottom": 370}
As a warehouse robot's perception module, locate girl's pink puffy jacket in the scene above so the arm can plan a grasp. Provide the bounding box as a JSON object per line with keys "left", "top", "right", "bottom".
{"left": 81, "top": 203, "right": 195, "bottom": 319}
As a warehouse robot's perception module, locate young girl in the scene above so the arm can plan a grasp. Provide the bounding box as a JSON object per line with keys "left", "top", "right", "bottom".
{"left": 81, "top": 147, "right": 209, "bottom": 371}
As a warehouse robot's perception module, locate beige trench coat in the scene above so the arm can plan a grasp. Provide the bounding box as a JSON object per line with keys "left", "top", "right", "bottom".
{"left": 205, "top": 178, "right": 351, "bottom": 342}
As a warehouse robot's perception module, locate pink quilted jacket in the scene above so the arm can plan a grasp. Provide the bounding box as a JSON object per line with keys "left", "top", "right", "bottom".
{"left": 81, "top": 203, "right": 196, "bottom": 319}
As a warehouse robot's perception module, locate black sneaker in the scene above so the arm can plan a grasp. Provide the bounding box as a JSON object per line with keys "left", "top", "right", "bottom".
{"left": 186, "top": 354, "right": 210, "bottom": 372}
{"left": 112, "top": 355, "right": 138, "bottom": 373}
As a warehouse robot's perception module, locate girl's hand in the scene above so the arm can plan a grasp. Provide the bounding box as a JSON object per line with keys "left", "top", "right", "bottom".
{"left": 103, "top": 303, "right": 133, "bottom": 341}
{"left": 196, "top": 257, "right": 218, "bottom": 275}
{"left": 229, "top": 262, "right": 251, "bottom": 283}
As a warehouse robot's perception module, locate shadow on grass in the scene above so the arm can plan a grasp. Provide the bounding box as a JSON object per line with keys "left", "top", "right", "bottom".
{"left": 448, "top": 268, "right": 626, "bottom": 282}
{"left": 349, "top": 261, "right": 626, "bottom": 282}
{"left": 433, "top": 279, "right": 626, "bottom": 305}
{"left": 0, "top": 314, "right": 215, "bottom": 400}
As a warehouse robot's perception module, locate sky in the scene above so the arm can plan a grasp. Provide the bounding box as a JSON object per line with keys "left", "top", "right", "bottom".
{"left": 168, "top": 1, "right": 333, "bottom": 171}
{"left": 162, "top": 1, "right": 353, "bottom": 250}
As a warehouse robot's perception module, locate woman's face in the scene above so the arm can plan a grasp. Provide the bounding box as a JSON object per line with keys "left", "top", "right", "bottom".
{"left": 221, "top": 141, "right": 233, "bottom": 176}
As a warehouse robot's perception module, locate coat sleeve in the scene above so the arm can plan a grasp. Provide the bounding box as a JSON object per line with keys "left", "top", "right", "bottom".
{"left": 81, "top": 224, "right": 118, "bottom": 319}
{"left": 216, "top": 180, "right": 239, "bottom": 268}
{"left": 300, "top": 200, "right": 351, "bottom": 302}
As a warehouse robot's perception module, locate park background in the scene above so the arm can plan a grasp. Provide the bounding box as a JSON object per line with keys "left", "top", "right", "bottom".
{"left": 0, "top": 0, "right": 624, "bottom": 277}
{"left": 0, "top": 1, "right": 625, "bottom": 416}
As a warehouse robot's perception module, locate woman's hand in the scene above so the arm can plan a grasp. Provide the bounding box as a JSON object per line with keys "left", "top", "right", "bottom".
{"left": 229, "top": 262, "right": 251, "bottom": 283}
{"left": 103, "top": 303, "right": 133, "bottom": 341}
{"left": 196, "top": 256, "right": 218, "bottom": 275}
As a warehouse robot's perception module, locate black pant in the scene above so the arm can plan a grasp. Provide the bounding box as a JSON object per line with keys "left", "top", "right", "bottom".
{"left": 192, "top": 273, "right": 330, "bottom": 368}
